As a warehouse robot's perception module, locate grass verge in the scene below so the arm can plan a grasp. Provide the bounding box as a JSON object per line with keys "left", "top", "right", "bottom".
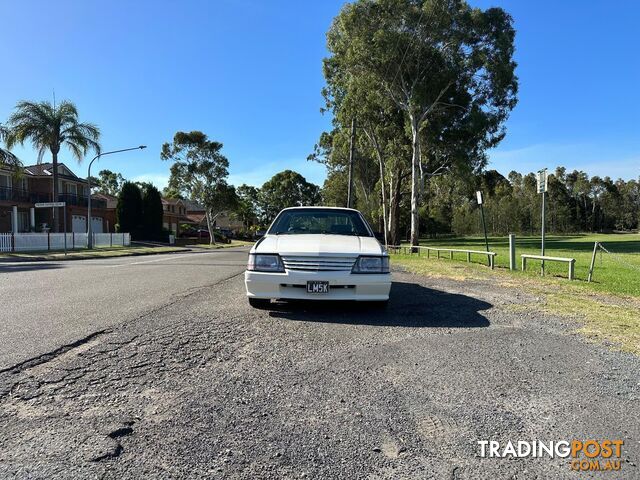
{"left": 0, "top": 246, "right": 189, "bottom": 262}
{"left": 406, "top": 233, "right": 640, "bottom": 297}
{"left": 393, "top": 254, "right": 640, "bottom": 355}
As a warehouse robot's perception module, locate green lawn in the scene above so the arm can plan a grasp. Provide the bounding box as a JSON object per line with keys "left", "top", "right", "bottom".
{"left": 392, "top": 234, "right": 640, "bottom": 354}
{"left": 397, "top": 233, "right": 640, "bottom": 297}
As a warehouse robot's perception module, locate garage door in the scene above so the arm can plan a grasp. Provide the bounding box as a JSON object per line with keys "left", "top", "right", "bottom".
{"left": 72, "top": 215, "right": 86, "bottom": 233}
{"left": 91, "top": 217, "right": 104, "bottom": 234}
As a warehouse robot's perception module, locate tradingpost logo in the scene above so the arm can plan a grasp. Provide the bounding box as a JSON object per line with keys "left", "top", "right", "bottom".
{"left": 477, "top": 439, "right": 624, "bottom": 472}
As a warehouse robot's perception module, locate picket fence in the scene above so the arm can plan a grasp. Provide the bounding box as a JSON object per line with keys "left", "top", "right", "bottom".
{"left": 0, "top": 232, "right": 130, "bottom": 253}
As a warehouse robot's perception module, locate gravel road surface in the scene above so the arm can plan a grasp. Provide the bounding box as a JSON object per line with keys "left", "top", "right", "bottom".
{"left": 0, "top": 250, "right": 638, "bottom": 479}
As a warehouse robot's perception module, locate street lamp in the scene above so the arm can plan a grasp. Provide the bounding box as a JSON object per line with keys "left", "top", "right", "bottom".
{"left": 87, "top": 145, "right": 147, "bottom": 249}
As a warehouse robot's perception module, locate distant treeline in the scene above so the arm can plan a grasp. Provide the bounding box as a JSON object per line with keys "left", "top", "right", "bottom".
{"left": 423, "top": 167, "right": 640, "bottom": 237}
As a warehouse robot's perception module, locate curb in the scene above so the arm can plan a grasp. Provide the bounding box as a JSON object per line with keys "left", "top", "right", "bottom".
{"left": 0, "top": 248, "right": 192, "bottom": 263}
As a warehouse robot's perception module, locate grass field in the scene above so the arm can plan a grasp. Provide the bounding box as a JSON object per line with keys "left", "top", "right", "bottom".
{"left": 399, "top": 234, "right": 640, "bottom": 297}
{"left": 392, "top": 234, "right": 640, "bottom": 354}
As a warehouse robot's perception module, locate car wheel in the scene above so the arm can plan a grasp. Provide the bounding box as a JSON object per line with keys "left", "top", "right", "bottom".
{"left": 248, "top": 297, "right": 270, "bottom": 309}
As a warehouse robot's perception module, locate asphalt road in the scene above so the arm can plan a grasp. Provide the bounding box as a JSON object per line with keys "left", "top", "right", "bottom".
{"left": 0, "top": 248, "right": 249, "bottom": 371}
{"left": 0, "top": 249, "right": 638, "bottom": 478}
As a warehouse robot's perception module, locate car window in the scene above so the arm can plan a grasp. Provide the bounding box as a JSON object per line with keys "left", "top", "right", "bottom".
{"left": 268, "top": 209, "right": 372, "bottom": 236}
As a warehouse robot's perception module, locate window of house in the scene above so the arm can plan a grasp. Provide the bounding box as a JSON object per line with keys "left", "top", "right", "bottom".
{"left": 67, "top": 183, "right": 78, "bottom": 195}
{"left": 0, "top": 174, "right": 10, "bottom": 188}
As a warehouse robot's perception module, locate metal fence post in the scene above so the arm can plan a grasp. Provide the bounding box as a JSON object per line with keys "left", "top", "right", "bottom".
{"left": 467, "top": 252, "right": 471, "bottom": 262}
{"left": 522, "top": 256, "right": 526, "bottom": 272}
{"left": 509, "top": 234, "right": 516, "bottom": 270}
{"left": 587, "top": 242, "right": 598, "bottom": 282}
{"left": 568, "top": 259, "right": 575, "bottom": 281}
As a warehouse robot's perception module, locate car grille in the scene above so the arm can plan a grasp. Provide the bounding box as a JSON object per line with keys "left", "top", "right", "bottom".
{"left": 281, "top": 255, "right": 357, "bottom": 272}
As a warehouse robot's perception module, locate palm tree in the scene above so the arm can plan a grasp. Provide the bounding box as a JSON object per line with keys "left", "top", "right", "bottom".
{"left": 6, "top": 100, "right": 101, "bottom": 231}
{"left": 0, "top": 124, "right": 21, "bottom": 168}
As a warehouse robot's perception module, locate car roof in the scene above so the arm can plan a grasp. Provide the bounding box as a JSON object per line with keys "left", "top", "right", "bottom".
{"left": 279, "top": 206, "right": 361, "bottom": 213}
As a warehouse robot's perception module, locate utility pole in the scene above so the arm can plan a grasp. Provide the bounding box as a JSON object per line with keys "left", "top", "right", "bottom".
{"left": 346, "top": 117, "right": 356, "bottom": 209}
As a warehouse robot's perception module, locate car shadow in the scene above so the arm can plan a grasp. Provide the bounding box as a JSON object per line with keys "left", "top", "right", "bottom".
{"left": 266, "top": 281, "right": 491, "bottom": 328}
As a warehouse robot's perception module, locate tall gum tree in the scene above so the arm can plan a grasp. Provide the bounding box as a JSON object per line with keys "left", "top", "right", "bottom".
{"left": 324, "top": 0, "right": 517, "bottom": 246}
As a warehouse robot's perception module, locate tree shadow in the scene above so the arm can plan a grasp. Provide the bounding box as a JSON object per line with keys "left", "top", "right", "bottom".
{"left": 265, "top": 281, "right": 491, "bottom": 328}
{"left": 0, "top": 263, "right": 65, "bottom": 273}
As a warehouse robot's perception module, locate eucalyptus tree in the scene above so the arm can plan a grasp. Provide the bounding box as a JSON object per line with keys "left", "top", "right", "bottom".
{"left": 6, "top": 100, "right": 100, "bottom": 231}
{"left": 161, "top": 131, "right": 237, "bottom": 244}
{"left": 324, "top": 0, "right": 518, "bottom": 246}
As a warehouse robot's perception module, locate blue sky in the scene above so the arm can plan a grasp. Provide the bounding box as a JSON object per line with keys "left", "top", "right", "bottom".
{"left": 1, "top": 0, "right": 638, "bottom": 189}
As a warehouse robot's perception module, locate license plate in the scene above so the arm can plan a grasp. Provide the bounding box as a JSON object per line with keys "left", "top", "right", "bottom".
{"left": 306, "top": 281, "right": 329, "bottom": 294}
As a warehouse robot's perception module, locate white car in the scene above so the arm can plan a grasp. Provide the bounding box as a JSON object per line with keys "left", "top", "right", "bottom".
{"left": 245, "top": 207, "right": 391, "bottom": 307}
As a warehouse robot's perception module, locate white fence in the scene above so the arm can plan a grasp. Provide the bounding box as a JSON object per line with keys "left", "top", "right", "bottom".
{"left": 0, "top": 232, "right": 131, "bottom": 253}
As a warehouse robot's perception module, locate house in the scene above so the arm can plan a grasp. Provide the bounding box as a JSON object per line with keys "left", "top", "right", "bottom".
{"left": 162, "top": 198, "right": 187, "bottom": 235}
{"left": 181, "top": 201, "right": 244, "bottom": 234}
{"left": 0, "top": 162, "right": 115, "bottom": 233}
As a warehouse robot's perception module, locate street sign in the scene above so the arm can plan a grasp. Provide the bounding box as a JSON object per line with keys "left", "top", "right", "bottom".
{"left": 35, "top": 201, "right": 65, "bottom": 208}
{"left": 35, "top": 202, "right": 66, "bottom": 208}
{"left": 476, "top": 191, "right": 483, "bottom": 205}
{"left": 536, "top": 170, "right": 548, "bottom": 194}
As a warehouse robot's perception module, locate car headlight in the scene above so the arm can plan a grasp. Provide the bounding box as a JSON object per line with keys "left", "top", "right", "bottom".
{"left": 247, "top": 254, "right": 285, "bottom": 272}
{"left": 352, "top": 256, "right": 390, "bottom": 274}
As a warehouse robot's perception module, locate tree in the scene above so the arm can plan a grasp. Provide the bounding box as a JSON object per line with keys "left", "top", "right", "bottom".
{"left": 141, "top": 184, "right": 164, "bottom": 239}
{"left": 93, "top": 169, "right": 125, "bottom": 196}
{"left": 324, "top": 0, "right": 518, "bottom": 246}
{"left": 0, "top": 124, "right": 21, "bottom": 168}
{"left": 5, "top": 100, "right": 100, "bottom": 231}
{"left": 116, "top": 181, "right": 143, "bottom": 236}
{"left": 161, "top": 131, "right": 237, "bottom": 244}
{"left": 258, "top": 170, "right": 321, "bottom": 224}
{"left": 236, "top": 184, "right": 260, "bottom": 229}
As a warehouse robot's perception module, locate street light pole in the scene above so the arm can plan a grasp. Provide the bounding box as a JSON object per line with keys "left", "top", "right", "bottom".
{"left": 87, "top": 145, "right": 146, "bottom": 249}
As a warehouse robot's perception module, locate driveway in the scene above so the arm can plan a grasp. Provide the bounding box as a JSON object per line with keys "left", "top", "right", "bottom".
{"left": 0, "top": 257, "right": 638, "bottom": 478}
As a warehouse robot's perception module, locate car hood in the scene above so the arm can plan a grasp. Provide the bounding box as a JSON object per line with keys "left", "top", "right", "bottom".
{"left": 253, "top": 234, "right": 385, "bottom": 256}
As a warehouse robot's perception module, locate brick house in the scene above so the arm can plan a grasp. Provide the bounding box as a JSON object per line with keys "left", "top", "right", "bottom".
{"left": 181, "top": 200, "right": 244, "bottom": 234}
{"left": 0, "top": 163, "right": 115, "bottom": 233}
{"left": 162, "top": 198, "right": 186, "bottom": 235}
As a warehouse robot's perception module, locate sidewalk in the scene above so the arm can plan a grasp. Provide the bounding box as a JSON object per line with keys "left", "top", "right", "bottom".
{"left": 0, "top": 245, "right": 189, "bottom": 262}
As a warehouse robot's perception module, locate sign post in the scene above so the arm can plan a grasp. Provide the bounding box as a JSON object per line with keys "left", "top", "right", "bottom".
{"left": 476, "top": 191, "right": 489, "bottom": 260}
{"left": 35, "top": 202, "right": 67, "bottom": 255}
{"left": 536, "top": 169, "right": 548, "bottom": 275}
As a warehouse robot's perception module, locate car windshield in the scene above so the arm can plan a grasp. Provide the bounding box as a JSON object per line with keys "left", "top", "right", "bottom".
{"left": 268, "top": 209, "right": 372, "bottom": 236}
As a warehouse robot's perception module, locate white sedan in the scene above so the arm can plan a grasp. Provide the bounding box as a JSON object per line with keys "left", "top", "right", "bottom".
{"left": 245, "top": 207, "right": 391, "bottom": 307}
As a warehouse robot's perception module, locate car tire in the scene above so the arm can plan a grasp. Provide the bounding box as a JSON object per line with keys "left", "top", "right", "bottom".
{"left": 248, "top": 297, "right": 270, "bottom": 309}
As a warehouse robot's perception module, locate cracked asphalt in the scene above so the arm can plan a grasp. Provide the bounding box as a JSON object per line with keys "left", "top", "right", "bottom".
{"left": 0, "top": 249, "right": 638, "bottom": 479}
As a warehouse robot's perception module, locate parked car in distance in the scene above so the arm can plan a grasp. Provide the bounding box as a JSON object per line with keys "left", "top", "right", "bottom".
{"left": 245, "top": 207, "right": 391, "bottom": 308}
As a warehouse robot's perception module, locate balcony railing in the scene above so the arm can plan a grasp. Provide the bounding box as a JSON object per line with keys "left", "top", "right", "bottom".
{"left": 58, "top": 193, "right": 107, "bottom": 209}
{"left": 0, "top": 186, "right": 50, "bottom": 204}
{"left": 0, "top": 187, "right": 107, "bottom": 209}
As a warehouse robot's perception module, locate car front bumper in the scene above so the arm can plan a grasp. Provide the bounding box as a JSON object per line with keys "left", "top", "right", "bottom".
{"left": 245, "top": 270, "right": 391, "bottom": 301}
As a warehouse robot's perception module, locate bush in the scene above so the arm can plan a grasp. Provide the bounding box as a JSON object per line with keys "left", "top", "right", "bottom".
{"left": 116, "top": 182, "right": 143, "bottom": 238}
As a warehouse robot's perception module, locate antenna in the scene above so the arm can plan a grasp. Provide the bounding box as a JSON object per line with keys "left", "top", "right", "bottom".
{"left": 53, "top": 88, "right": 56, "bottom": 109}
